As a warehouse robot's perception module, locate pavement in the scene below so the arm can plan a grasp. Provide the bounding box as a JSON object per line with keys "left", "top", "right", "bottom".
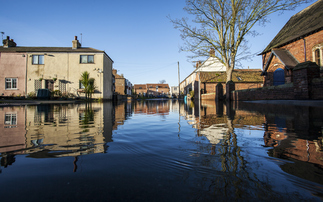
{"left": 0, "top": 99, "right": 84, "bottom": 106}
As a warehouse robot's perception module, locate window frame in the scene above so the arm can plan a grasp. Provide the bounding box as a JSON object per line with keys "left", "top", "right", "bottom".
{"left": 80, "top": 55, "right": 94, "bottom": 64}
{"left": 312, "top": 44, "right": 323, "bottom": 67}
{"left": 5, "top": 113, "right": 17, "bottom": 126}
{"left": 32, "top": 55, "right": 44, "bottom": 65}
{"left": 5, "top": 78, "right": 17, "bottom": 90}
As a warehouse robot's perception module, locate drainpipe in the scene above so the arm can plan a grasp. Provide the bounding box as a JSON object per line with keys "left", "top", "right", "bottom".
{"left": 303, "top": 37, "right": 307, "bottom": 62}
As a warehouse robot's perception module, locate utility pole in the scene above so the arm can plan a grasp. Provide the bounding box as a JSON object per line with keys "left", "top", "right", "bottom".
{"left": 178, "top": 61, "right": 180, "bottom": 98}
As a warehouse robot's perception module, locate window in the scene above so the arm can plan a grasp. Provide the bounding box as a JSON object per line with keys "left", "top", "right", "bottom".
{"left": 5, "top": 113, "right": 17, "bottom": 127}
{"left": 315, "top": 49, "right": 321, "bottom": 66}
{"left": 79, "top": 80, "right": 85, "bottom": 89}
{"left": 5, "top": 78, "right": 17, "bottom": 89}
{"left": 32, "top": 55, "right": 44, "bottom": 64}
{"left": 80, "top": 55, "right": 94, "bottom": 63}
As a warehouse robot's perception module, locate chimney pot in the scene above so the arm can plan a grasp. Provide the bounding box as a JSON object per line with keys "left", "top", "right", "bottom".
{"left": 72, "top": 36, "right": 81, "bottom": 49}
{"left": 209, "top": 48, "right": 215, "bottom": 57}
{"left": 3, "top": 36, "right": 16, "bottom": 48}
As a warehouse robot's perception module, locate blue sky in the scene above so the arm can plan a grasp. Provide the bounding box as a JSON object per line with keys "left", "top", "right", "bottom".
{"left": 0, "top": 0, "right": 314, "bottom": 87}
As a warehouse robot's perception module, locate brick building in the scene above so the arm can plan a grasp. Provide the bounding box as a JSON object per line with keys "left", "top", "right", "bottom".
{"left": 261, "top": 0, "right": 323, "bottom": 86}
{"left": 133, "top": 83, "right": 170, "bottom": 97}
{"left": 112, "top": 69, "right": 132, "bottom": 96}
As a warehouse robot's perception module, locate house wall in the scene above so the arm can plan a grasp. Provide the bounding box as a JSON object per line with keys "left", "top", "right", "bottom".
{"left": 198, "top": 57, "right": 226, "bottom": 72}
{"left": 103, "top": 54, "right": 113, "bottom": 99}
{"left": 180, "top": 72, "right": 196, "bottom": 95}
{"left": 26, "top": 52, "right": 112, "bottom": 99}
{"left": 0, "top": 52, "right": 26, "bottom": 96}
{"left": 115, "top": 77, "right": 125, "bottom": 95}
{"left": 263, "top": 30, "right": 323, "bottom": 86}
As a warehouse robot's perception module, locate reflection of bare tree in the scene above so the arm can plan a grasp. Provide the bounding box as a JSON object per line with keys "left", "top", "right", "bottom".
{"left": 184, "top": 102, "right": 307, "bottom": 200}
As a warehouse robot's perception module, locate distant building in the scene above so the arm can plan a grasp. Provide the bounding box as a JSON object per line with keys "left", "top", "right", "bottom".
{"left": 0, "top": 36, "right": 114, "bottom": 99}
{"left": 171, "top": 86, "right": 179, "bottom": 97}
{"left": 180, "top": 49, "right": 226, "bottom": 95}
{"left": 260, "top": 0, "right": 323, "bottom": 86}
{"left": 133, "top": 83, "right": 170, "bottom": 97}
{"left": 112, "top": 69, "right": 132, "bottom": 96}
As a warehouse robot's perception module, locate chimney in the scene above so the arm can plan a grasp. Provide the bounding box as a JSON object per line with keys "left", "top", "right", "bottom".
{"left": 3, "top": 36, "right": 17, "bottom": 48}
{"left": 209, "top": 48, "right": 215, "bottom": 57}
{"left": 72, "top": 36, "right": 81, "bottom": 49}
{"left": 112, "top": 69, "right": 117, "bottom": 75}
{"left": 196, "top": 61, "right": 202, "bottom": 68}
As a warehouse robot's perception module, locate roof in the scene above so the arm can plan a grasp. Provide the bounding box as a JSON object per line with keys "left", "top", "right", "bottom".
{"left": 0, "top": 46, "right": 104, "bottom": 53}
{"left": 263, "top": 49, "right": 299, "bottom": 72}
{"left": 0, "top": 46, "right": 114, "bottom": 62}
{"left": 261, "top": 0, "right": 323, "bottom": 54}
{"left": 133, "top": 84, "right": 170, "bottom": 89}
{"left": 200, "top": 69, "right": 263, "bottom": 83}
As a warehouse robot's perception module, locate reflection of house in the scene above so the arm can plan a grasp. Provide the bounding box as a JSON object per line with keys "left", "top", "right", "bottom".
{"left": 0, "top": 36, "right": 114, "bottom": 99}
{"left": 261, "top": 0, "right": 323, "bottom": 86}
{"left": 133, "top": 83, "right": 170, "bottom": 97}
{"left": 0, "top": 107, "right": 26, "bottom": 154}
{"left": 112, "top": 69, "right": 132, "bottom": 96}
{"left": 133, "top": 101, "right": 169, "bottom": 115}
{"left": 25, "top": 103, "right": 108, "bottom": 157}
{"left": 113, "top": 102, "right": 132, "bottom": 130}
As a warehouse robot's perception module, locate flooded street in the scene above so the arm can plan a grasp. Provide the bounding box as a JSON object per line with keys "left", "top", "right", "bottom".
{"left": 0, "top": 100, "right": 322, "bottom": 201}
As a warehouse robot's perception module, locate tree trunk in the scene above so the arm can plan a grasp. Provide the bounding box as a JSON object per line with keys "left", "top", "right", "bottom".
{"left": 226, "top": 66, "right": 234, "bottom": 82}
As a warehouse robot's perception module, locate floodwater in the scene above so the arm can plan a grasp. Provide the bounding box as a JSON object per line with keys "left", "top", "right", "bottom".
{"left": 0, "top": 100, "right": 322, "bottom": 201}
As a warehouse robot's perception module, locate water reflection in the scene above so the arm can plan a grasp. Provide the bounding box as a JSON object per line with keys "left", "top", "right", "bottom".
{"left": 0, "top": 100, "right": 322, "bottom": 201}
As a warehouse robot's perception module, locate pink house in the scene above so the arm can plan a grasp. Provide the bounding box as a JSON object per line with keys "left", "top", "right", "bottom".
{"left": 0, "top": 36, "right": 26, "bottom": 97}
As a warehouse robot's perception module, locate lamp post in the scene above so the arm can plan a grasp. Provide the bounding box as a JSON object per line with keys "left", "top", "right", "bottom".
{"left": 97, "top": 68, "right": 103, "bottom": 95}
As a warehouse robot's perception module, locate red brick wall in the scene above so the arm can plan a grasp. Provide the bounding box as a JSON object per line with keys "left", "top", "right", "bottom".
{"left": 232, "top": 84, "right": 295, "bottom": 100}
{"left": 201, "top": 82, "right": 262, "bottom": 100}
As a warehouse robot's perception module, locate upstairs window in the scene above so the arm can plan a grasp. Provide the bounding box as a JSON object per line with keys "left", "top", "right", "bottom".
{"left": 80, "top": 55, "right": 94, "bottom": 63}
{"left": 315, "top": 49, "right": 321, "bottom": 66}
{"left": 32, "top": 55, "right": 44, "bottom": 64}
{"left": 5, "top": 78, "right": 17, "bottom": 89}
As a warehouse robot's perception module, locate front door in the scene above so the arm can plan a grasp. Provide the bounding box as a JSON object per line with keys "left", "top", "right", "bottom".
{"left": 45, "top": 80, "right": 54, "bottom": 91}
{"left": 273, "top": 68, "right": 285, "bottom": 86}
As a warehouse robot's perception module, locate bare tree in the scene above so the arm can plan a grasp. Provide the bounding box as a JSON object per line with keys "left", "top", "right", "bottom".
{"left": 159, "top": 79, "right": 166, "bottom": 84}
{"left": 170, "top": 0, "right": 310, "bottom": 82}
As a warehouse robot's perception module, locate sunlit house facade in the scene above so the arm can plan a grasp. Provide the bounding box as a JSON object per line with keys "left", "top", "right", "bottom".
{"left": 0, "top": 36, "right": 114, "bottom": 99}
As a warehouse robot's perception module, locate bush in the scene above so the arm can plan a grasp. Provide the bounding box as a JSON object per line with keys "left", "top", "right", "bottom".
{"left": 27, "top": 91, "right": 36, "bottom": 98}
{"left": 189, "top": 90, "right": 194, "bottom": 99}
{"left": 52, "top": 90, "right": 62, "bottom": 97}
